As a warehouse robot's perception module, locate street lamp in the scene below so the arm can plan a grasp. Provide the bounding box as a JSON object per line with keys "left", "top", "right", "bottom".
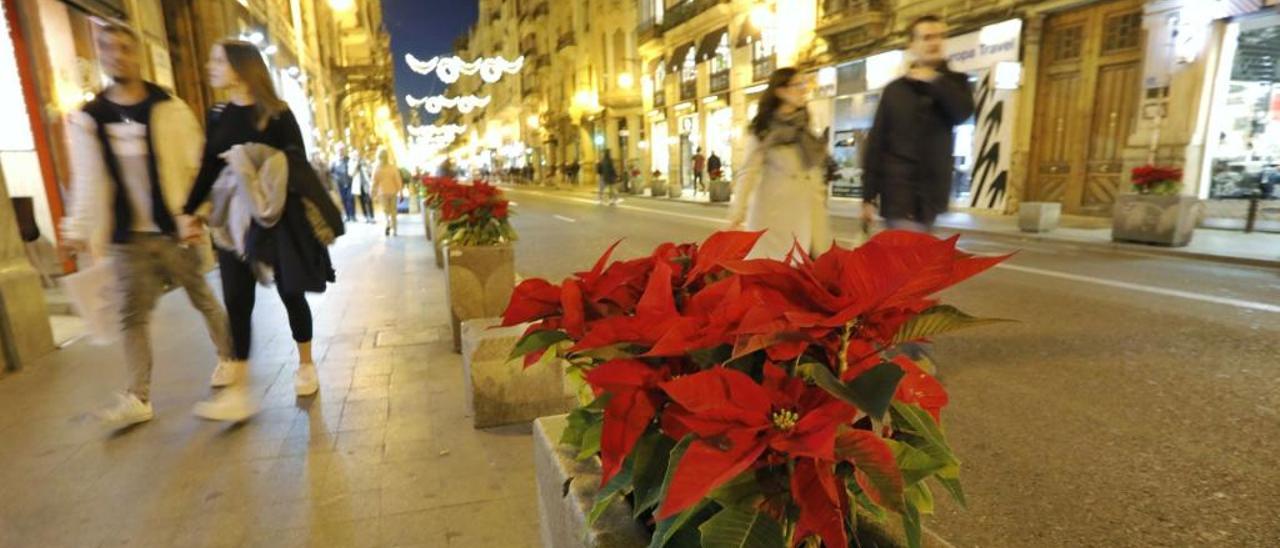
{"left": 526, "top": 114, "right": 540, "bottom": 128}
{"left": 617, "top": 73, "right": 634, "bottom": 89}
{"left": 329, "top": 0, "right": 355, "bottom": 12}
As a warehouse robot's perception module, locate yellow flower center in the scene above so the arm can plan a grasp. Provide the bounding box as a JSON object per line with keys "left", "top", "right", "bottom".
{"left": 771, "top": 409, "right": 799, "bottom": 431}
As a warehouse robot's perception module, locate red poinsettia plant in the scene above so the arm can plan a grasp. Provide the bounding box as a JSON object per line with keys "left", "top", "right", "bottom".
{"left": 422, "top": 176, "right": 516, "bottom": 246}
{"left": 503, "top": 231, "right": 1009, "bottom": 547}
{"left": 1131, "top": 165, "right": 1183, "bottom": 196}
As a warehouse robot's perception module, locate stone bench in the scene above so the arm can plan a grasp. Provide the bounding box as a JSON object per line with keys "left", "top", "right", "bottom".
{"left": 461, "top": 319, "right": 575, "bottom": 429}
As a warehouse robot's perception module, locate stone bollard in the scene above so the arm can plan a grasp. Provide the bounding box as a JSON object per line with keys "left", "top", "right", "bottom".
{"left": 533, "top": 415, "right": 649, "bottom": 548}
{"left": 1018, "top": 202, "right": 1062, "bottom": 233}
{"left": 461, "top": 319, "right": 575, "bottom": 428}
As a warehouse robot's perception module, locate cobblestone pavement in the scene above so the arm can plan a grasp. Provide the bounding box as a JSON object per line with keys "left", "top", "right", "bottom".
{"left": 0, "top": 217, "right": 539, "bottom": 548}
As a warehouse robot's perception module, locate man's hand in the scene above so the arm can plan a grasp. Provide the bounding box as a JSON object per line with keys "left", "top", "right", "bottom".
{"left": 176, "top": 214, "right": 205, "bottom": 243}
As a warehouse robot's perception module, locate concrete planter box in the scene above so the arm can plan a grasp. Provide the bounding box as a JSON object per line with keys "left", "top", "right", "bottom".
{"left": 462, "top": 319, "right": 574, "bottom": 429}
{"left": 666, "top": 180, "right": 683, "bottom": 199}
{"left": 444, "top": 244, "right": 515, "bottom": 352}
{"left": 1112, "top": 194, "right": 1199, "bottom": 247}
{"left": 1018, "top": 202, "right": 1061, "bottom": 233}
{"left": 709, "top": 179, "right": 732, "bottom": 203}
{"left": 534, "top": 415, "right": 649, "bottom": 548}
{"left": 649, "top": 178, "right": 666, "bottom": 198}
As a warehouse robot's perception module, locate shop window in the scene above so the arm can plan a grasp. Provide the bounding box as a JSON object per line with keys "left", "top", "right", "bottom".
{"left": 680, "top": 47, "right": 696, "bottom": 100}
{"left": 1051, "top": 25, "right": 1083, "bottom": 61}
{"left": 753, "top": 39, "right": 776, "bottom": 82}
{"left": 653, "top": 60, "right": 666, "bottom": 107}
{"left": 1102, "top": 12, "right": 1142, "bottom": 53}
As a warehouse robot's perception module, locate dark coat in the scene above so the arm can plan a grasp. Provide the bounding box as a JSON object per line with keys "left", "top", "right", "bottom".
{"left": 247, "top": 149, "right": 344, "bottom": 294}
{"left": 862, "top": 66, "right": 974, "bottom": 224}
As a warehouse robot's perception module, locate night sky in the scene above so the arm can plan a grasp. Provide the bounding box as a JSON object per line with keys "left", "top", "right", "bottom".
{"left": 382, "top": 0, "right": 478, "bottom": 125}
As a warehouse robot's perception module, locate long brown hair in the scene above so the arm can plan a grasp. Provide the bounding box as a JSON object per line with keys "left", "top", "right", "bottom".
{"left": 750, "top": 67, "right": 800, "bottom": 139}
{"left": 218, "top": 40, "right": 287, "bottom": 129}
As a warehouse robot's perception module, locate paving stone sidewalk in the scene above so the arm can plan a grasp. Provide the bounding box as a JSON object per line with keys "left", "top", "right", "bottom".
{"left": 0, "top": 216, "right": 539, "bottom": 548}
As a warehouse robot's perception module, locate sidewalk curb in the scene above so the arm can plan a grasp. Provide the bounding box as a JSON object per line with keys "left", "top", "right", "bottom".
{"left": 509, "top": 184, "right": 1279, "bottom": 270}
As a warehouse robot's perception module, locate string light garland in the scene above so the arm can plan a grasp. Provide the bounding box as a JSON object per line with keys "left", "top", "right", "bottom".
{"left": 405, "top": 94, "right": 492, "bottom": 114}
{"left": 404, "top": 54, "right": 525, "bottom": 84}
{"left": 408, "top": 124, "right": 468, "bottom": 140}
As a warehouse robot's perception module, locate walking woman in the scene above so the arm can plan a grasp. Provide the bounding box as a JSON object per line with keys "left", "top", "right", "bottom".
{"left": 726, "top": 67, "right": 831, "bottom": 260}
{"left": 183, "top": 40, "right": 331, "bottom": 420}
{"left": 373, "top": 149, "right": 402, "bottom": 235}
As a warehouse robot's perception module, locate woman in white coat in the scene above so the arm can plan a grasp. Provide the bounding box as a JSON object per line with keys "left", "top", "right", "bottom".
{"left": 726, "top": 67, "right": 831, "bottom": 260}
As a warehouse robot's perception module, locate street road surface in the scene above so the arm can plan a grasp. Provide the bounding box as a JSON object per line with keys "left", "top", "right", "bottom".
{"left": 505, "top": 187, "right": 1280, "bottom": 547}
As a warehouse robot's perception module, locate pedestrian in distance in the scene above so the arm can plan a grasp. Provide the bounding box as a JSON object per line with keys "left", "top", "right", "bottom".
{"left": 60, "top": 23, "right": 237, "bottom": 429}
{"left": 331, "top": 151, "right": 356, "bottom": 222}
{"left": 862, "top": 14, "right": 975, "bottom": 233}
{"left": 597, "top": 149, "right": 620, "bottom": 206}
{"left": 726, "top": 67, "right": 831, "bottom": 260}
{"left": 707, "top": 151, "right": 723, "bottom": 180}
{"left": 183, "top": 39, "right": 337, "bottom": 420}
{"left": 692, "top": 147, "right": 707, "bottom": 193}
{"left": 373, "top": 149, "right": 403, "bottom": 236}
{"left": 353, "top": 154, "right": 376, "bottom": 223}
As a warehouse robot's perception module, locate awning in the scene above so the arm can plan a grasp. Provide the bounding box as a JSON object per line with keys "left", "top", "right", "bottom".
{"left": 737, "top": 18, "right": 762, "bottom": 47}
{"left": 697, "top": 27, "right": 730, "bottom": 61}
{"left": 669, "top": 42, "right": 696, "bottom": 72}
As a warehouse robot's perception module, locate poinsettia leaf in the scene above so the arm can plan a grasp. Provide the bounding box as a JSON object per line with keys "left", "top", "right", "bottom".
{"left": 657, "top": 433, "right": 767, "bottom": 519}
{"left": 838, "top": 430, "right": 906, "bottom": 513}
{"left": 697, "top": 506, "right": 786, "bottom": 548}
{"left": 577, "top": 419, "right": 603, "bottom": 461}
{"left": 684, "top": 231, "right": 765, "bottom": 286}
{"left": 791, "top": 459, "right": 849, "bottom": 548}
{"left": 892, "top": 305, "right": 1013, "bottom": 344}
{"left": 631, "top": 431, "right": 676, "bottom": 518}
{"left": 848, "top": 481, "right": 889, "bottom": 524}
{"left": 902, "top": 496, "right": 923, "bottom": 548}
{"left": 589, "top": 454, "right": 634, "bottom": 526}
{"left": 800, "top": 361, "right": 904, "bottom": 421}
{"left": 509, "top": 330, "right": 571, "bottom": 362}
{"left": 884, "top": 439, "right": 947, "bottom": 487}
{"left": 937, "top": 476, "right": 968, "bottom": 509}
{"left": 890, "top": 402, "right": 959, "bottom": 469}
{"left": 707, "top": 470, "right": 763, "bottom": 510}
{"left": 561, "top": 403, "right": 603, "bottom": 454}
{"left": 905, "top": 482, "right": 934, "bottom": 515}
{"left": 650, "top": 500, "right": 717, "bottom": 548}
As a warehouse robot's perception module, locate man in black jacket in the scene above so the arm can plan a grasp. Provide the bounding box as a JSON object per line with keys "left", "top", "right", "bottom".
{"left": 862, "top": 15, "right": 975, "bottom": 232}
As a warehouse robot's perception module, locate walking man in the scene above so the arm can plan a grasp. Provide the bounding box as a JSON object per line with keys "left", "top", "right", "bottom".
{"left": 707, "top": 151, "right": 723, "bottom": 180}
{"left": 862, "top": 15, "right": 974, "bottom": 232}
{"left": 331, "top": 152, "right": 355, "bottom": 222}
{"left": 373, "top": 150, "right": 403, "bottom": 235}
{"left": 61, "top": 23, "right": 237, "bottom": 428}
{"left": 691, "top": 147, "right": 706, "bottom": 193}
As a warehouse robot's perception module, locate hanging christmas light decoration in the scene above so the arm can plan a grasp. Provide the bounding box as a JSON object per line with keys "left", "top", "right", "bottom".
{"left": 405, "top": 94, "right": 492, "bottom": 114}
{"left": 404, "top": 54, "right": 524, "bottom": 84}
{"left": 408, "top": 124, "right": 468, "bottom": 140}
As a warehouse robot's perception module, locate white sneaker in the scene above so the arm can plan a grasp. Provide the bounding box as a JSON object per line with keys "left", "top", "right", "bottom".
{"left": 97, "top": 392, "right": 154, "bottom": 429}
{"left": 209, "top": 359, "right": 245, "bottom": 388}
{"left": 295, "top": 363, "right": 319, "bottom": 397}
{"left": 192, "top": 386, "right": 258, "bottom": 423}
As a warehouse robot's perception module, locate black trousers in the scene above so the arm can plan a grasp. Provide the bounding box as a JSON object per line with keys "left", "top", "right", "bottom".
{"left": 218, "top": 249, "right": 313, "bottom": 360}
{"left": 358, "top": 194, "right": 374, "bottom": 221}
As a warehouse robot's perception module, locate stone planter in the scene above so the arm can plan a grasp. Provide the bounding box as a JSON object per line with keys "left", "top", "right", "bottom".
{"left": 532, "top": 414, "right": 951, "bottom": 548}
{"left": 648, "top": 178, "right": 666, "bottom": 198}
{"left": 666, "top": 180, "right": 683, "bottom": 199}
{"left": 1112, "top": 193, "right": 1199, "bottom": 247}
{"left": 534, "top": 415, "right": 649, "bottom": 548}
{"left": 1018, "top": 202, "right": 1061, "bottom": 233}
{"left": 462, "top": 319, "right": 574, "bottom": 429}
{"left": 709, "top": 179, "right": 732, "bottom": 203}
{"left": 444, "top": 243, "right": 515, "bottom": 352}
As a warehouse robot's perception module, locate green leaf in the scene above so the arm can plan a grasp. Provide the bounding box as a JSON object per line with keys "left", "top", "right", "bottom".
{"left": 902, "top": 498, "right": 923, "bottom": 548}
{"left": 885, "top": 439, "right": 948, "bottom": 487}
{"left": 890, "top": 402, "right": 958, "bottom": 469}
{"left": 847, "top": 480, "right": 888, "bottom": 524}
{"left": 648, "top": 436, "right": 698, "bottom": 548}
{"left": 707, "top": 470, "right": 763, "bottom": 510}
{"left": 801, "top": 361, "right": 904, "bottom": 420}
{"left": 697, "top": 507, "right": 786, "bottom": 548}
{"left": 631, "top": 431, "right": 676, "bottom": 518}
{"left": 509, "top": 330, "right": 571, "bottom": 361}
{"left": 936, "top": 476, "right": 967, "bottom": 509}
{"left": 577, "top": 419, "right": 603, "bottom": 461}
{"left": 560, "top": 401, "right": 606, "bottom": 461}
{"left": 905, "top": 482, "right": 934, "bottom": 515}
{"left": 650, "top": 500, "right": 714, "bottom": 548}
{"left": 892, "top": 305, "right": 1013, "bottom": 344}
{"left": 589, "top": 456, "right": 634, "bottom": 526}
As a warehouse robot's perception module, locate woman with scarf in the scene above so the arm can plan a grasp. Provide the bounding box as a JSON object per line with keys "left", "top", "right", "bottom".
{"left": 726, "top": 67, "right": 831, "bottom": 259}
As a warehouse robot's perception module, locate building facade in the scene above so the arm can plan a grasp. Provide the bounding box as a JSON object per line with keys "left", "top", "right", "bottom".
{"left": 1, "top": 0, "right": 400, "bottom": 262}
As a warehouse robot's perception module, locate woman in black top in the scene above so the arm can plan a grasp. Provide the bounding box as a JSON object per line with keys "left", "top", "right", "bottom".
{"left": 189, "top": 40, "right": 321, "bottom": 421}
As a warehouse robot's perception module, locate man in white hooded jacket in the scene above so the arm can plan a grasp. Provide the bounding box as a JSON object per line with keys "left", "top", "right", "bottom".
{"left": 61, "top": 24, "right": 237, "bottom": 429}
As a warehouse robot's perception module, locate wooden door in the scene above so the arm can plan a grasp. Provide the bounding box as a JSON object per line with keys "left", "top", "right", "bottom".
{"left": 1028, "top": 0, "right": 1145, "bottom": 214}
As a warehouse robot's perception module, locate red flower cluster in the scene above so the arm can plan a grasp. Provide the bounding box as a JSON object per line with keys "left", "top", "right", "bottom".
{"left": 422, "top": 176, "right": 516, "bottom": 246}
{"left": 1131, "top": 165, "right": 1182, "bottom": 189}
{"left": 503, "top": 231, "right": 1008, "bottom": 547}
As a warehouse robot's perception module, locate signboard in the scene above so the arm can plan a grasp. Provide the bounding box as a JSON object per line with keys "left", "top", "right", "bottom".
{"left": 945, "top": 19, "right": 1023, "bottom": 73}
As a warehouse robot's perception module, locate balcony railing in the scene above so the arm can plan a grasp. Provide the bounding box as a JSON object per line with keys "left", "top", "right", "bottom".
{"left": 637, "top": 18, "right": 661, "bottom": 44}
{"left": 819, "top": 0, "right": 887, "bottom": 24}
{"left": 680, "top": 79, "right": 696, "bottom": 101}
{"left": 709, "top": 70, "right": 729, "bottom": 93}
{"left": 662, "top": 0, "right": 726, "bottom": 32}
{"left": 654, "top": 87, "right": 666, "bottom": 108}
{"left": 536, "top": 55, "right": 551, "bottom": 68}
{"left": 557, "top": 33, "right": 576, "bottom": 50}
